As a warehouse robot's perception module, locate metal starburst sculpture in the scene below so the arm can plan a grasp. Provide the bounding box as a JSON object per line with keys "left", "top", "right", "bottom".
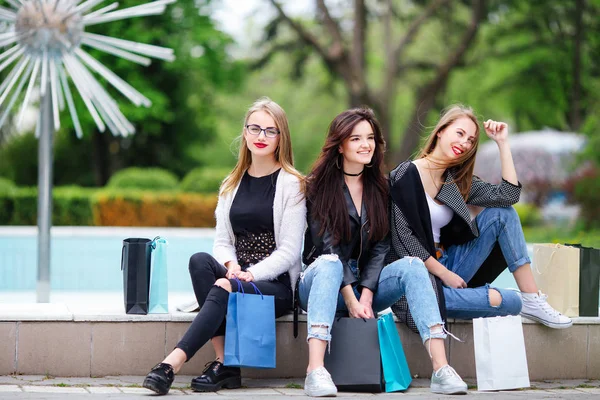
{"left": 0, "top": 0, "right": 177, "bottom": 303}
{"left": 0, "top": 0, "right": 176, "bottom": 137}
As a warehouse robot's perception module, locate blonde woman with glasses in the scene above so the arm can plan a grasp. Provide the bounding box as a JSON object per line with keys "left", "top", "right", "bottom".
{"left": 143, "top": 97, "right": 306, "bottom": 395}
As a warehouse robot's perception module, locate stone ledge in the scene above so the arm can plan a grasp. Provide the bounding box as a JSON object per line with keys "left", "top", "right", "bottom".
{"left": 1, "top": 300, "right": 598, "bottom": 324}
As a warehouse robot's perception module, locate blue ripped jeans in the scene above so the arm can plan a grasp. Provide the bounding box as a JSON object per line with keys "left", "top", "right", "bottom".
{"left": 440, "top": 207, "right": 528, "bottom": 319}
{"left": 298, "top": 256, "right": 446, "bottom": 344}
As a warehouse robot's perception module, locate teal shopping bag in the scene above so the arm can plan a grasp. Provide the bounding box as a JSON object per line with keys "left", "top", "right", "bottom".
{"left": 224, "top": 279, "right": 276, "bottom": 368}
{"left": 378, "top": 313, "right": 412, "bottom": 392}
{"left": 148, "top": 237, "right": 169, "bottom": 314}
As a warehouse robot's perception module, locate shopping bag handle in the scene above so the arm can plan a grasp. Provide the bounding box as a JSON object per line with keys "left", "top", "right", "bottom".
{"left": 232, "top": 277, "right": 264, "bottom": 299}
{"left": 150, "top": 236, "right": 167, "bottom": 250}
{"left": 533, "top": 244, "right": 560, "bottom": 275}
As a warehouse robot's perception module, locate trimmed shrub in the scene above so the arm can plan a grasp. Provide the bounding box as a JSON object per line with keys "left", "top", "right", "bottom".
{"left": 0, "top": 186, "right": 217, "bottom": 227}
{"left": 180, "top": 167, "right": 230, "bottom": 194}
{"left": 53, "top": 186, "right": 95, "bottom": 226}
{"left": 107, "top": 167, "right": 179, "bottom": 191}
{"left": 513, "top": 203, "right": 542, "bottom": 227}
{"left": 93, "top": 190, "right": 218, "bottom": 227}
{"left": 0, "top": 186, "right": 95, "bottom": 226}
{"left": 574, "top": 174, "right": 600, "bottom": 229}
{"left": 0, "top": 177, "right": 15, "bottom": 194}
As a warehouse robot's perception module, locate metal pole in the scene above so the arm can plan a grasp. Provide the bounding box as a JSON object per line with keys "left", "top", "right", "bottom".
{"left": 37, "top": 85, "right": 54, "bottom": 303}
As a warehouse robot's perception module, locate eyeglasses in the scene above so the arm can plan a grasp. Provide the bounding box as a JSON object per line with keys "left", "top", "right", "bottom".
{"left": 245, "top": 124, "right": 280, "bottom": 138}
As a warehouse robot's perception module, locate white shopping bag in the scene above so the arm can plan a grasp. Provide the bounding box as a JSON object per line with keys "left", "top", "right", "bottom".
{"left": 473, "top": 315, "right": 530, "bottom": 391}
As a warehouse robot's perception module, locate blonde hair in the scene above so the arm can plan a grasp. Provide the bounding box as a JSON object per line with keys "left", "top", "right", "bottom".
{"left": 417, "top": 104, "right": 480, "bottom": 200}
{"left": 220, "top": 97, "right": 304, "bottom": 195}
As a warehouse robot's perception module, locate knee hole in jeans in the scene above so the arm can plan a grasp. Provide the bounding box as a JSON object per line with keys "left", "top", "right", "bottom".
{"left": 310, "top": 324, "right": 329, "bottom": 336}
{"left": 214, "top": 278, "right": 232, "bottom": 292}
{"left": 489, "top": 288, "right": 502, "bottom": 307}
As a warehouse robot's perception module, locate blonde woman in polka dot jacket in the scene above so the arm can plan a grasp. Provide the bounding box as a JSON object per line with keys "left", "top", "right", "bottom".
{"left": 143, "top": 98, "right": 306, "bottom": 395}
{"left": 388, "top": 104, "right": 572, "bottom": 333}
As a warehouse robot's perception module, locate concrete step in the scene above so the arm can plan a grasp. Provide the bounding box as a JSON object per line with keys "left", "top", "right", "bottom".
{"left": 0, "top": 301, "right": 598, "bottom": 380}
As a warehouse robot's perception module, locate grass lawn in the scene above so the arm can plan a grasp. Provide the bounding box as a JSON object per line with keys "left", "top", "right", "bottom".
{"left": 524, "top": 226, "right": 600, "bottom": 248}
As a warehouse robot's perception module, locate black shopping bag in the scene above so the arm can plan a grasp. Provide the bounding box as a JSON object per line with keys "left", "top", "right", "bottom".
{"left": 324, "top": 317, "right": 382, "bottom": 392}
{"left": 121, "top": 238, "right": 152, "bottom": 315}
{"left": 566, "top": 243, "right": 600, "bottom": 316}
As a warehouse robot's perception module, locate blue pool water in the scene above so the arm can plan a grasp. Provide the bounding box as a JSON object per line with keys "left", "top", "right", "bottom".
{"left": 0, "top": 228, "right": 213, "bottom": 292}
{"left": 0, "top": 227, "right": 519, "bottom": 293}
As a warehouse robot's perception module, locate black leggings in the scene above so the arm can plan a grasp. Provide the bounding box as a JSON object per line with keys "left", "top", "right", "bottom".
{"left": 176, "top": 252, "right": 293, "bottom": 361}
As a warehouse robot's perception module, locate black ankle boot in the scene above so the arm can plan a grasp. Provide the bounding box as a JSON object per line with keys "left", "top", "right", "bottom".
{"left": 191, "top": 360, "right": 241, "bottom": 392}
{"left": 143, "top": 363, "right": 174, "bottom": 395}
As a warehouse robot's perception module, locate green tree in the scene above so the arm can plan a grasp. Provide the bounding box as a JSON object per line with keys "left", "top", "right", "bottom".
{"left": 0, "top": 0, "right": 244, "bottom": 186}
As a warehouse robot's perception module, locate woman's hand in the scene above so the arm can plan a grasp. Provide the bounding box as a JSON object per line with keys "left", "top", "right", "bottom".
{"left": 358, "top": 289, "right": 375, "bottom": 319}
{"left": 349, "top": 301, "right": 373, "bottom": 319}
{"left": 441, "top": 269, "right": 467, "bottom": 289}
{"left": 484, "top": 119, "right": 509, "bottom": 144}
{"left": 225, "top": 262, "right": 241, "bottom": 279}
{"left": 236, "top": 271, "right": 254, "bottom": 282}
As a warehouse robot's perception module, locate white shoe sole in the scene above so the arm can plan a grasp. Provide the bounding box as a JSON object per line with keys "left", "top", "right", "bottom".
{"left": 521, "top": 312, "right": 573, "bottom": 329}
{"left": 430, "top": 383, "right": 468, "bottom": 395}
{"left": 304, "top": 387, "right": 337, "bottom": 397}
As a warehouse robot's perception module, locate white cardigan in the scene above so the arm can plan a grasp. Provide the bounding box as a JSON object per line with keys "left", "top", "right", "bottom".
{"left": 212, "top": 169, "right": 306, "bottom": 287}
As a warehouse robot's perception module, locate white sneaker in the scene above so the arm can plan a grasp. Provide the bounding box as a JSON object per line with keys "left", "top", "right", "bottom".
{"left": 304, "top": 367, "right": 337, "bottom": 397}
{"left": 430, "top": 365, "right": 468, "bottom": 395}
{"left": 520, "top": 290, "right": 573, "bottom": 329}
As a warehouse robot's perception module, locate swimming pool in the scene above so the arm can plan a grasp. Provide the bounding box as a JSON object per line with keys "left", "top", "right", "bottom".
{"left": 0, "top": 226, "right": 519, "bottom": 292}
{"left": 0, "top": 227, "right": 213, "bottom": 292}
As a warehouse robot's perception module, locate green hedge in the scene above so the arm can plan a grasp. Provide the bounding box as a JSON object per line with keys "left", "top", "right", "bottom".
{"left": 0, "top": 186, "right": 95, "bottom": 226}
{"left": 0, "top": 177, "right": 15, "bottom": 194}
{"left": 180, "top": 167, "right": 230, "bottom": 193}
{"left": 107, "top": 167, "right": 179, "bottom": 191}
{"left": 574, "top": 174, "right": 600, "bottom": 229}
{"left": 0, "top": 185, "right": 218, "bottom": 227}
{"left": 513, "top": 203, "right": 542, "bottom": 227}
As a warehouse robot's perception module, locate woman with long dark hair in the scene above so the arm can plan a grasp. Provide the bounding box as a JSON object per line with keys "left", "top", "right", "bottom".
{"left": 142, "top": 98, "right": 306, "bottom": 395}
{"left": 299, "top": 108, "right": 467, "bottom": 397}
{"left": 388, "top": 104, "right": 572, "bottom": 329}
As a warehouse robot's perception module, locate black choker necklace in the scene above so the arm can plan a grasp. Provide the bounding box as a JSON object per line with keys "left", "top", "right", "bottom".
{"left": 343, "top": 170, "right": 364, "bottom": 176}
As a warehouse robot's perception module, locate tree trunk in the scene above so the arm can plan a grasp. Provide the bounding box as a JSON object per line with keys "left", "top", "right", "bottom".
{"left": 91, "top": 129, "right": 109, "bottom": 186}
{"left": 569, "top": 0, "right": 584, "bottom": 131}
{"left": 392, "top": 0, "right": 485, "bottom": 163}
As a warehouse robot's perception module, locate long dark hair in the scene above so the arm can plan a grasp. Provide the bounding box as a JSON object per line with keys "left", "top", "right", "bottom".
{"left": 306, "top": 108, "right": 389, "bottom": 244}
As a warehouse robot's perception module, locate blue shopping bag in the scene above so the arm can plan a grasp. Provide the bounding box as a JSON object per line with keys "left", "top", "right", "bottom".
{"left": 148, "top": 237, "right": 169, "bottom": 314}
{"left": 378, "top": 313, "right": 412, "bottom": 392}
{"left": 224, "top": 279, "right": 276, "bottom": 369}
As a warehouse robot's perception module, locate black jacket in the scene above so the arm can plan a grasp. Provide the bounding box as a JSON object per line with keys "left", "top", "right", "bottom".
{"left": 303, "top": 183, "right": 389, "bottom": 293}
{"left": 387, "top": 161, "right": 522, "bottom": 333}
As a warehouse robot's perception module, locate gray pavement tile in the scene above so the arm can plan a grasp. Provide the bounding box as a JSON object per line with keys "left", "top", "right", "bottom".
{"left": 409, "top": 379, "right": 431, "bottom": 388}
{"left": 243, "top": 378, "right": 305, "bottom": 388}
{"left": 547, "top": 389, "right": 593, "bottom": 394}
{"left": 86, "top": 386, "right": 122, "bottom": 394}
{"left": 217, "top": 388, "right": 282, "bottom": 395}
{"left": 531, "top": 380, "right": 589, "bottom": 389}
{"left": 21, "top": 385, "right": 88, "bottom": 393}
{"left": 31, "top": 377, "right": 95, "bottom": 386}
{"left": 180, "top": 393, "right": 223, "bottom": 398}
{"left": 576, "top": 388, "right": 600, "bottom": 394}
{"left": 402, "top": 387, "right": 433, "bottom": 395}
{"left": 333, "top": 392, "right": 374, "bottom": 397}
{"left": 0, "top": 377, "right": 21, "bottom": 385}
{"left": 0, "top": 385, "right": 22, "bottom": 392}
{"left": 10, "top": 375, "right": 46, "bottom": 382}
{"left": 273, "top": 388, "right": 305, "bottom": 396}
{"left": 119, "top": 387, "right": 155, "bottom": 394}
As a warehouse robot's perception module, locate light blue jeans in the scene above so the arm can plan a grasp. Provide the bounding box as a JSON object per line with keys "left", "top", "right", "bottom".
{"left": 298, "top": 255, "right": 446, "bottom": 344}
{"left": 440, "top": 207, "right": 528, "bottom": 319}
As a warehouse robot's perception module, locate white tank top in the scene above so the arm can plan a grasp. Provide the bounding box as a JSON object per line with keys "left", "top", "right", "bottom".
{"left": 425, "top": 192, "right": 453, "bottom": 243}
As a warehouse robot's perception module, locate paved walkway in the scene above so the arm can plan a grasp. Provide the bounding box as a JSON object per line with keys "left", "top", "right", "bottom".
{"left": 0, "top": 375, "right": 599, "bottom": 399}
